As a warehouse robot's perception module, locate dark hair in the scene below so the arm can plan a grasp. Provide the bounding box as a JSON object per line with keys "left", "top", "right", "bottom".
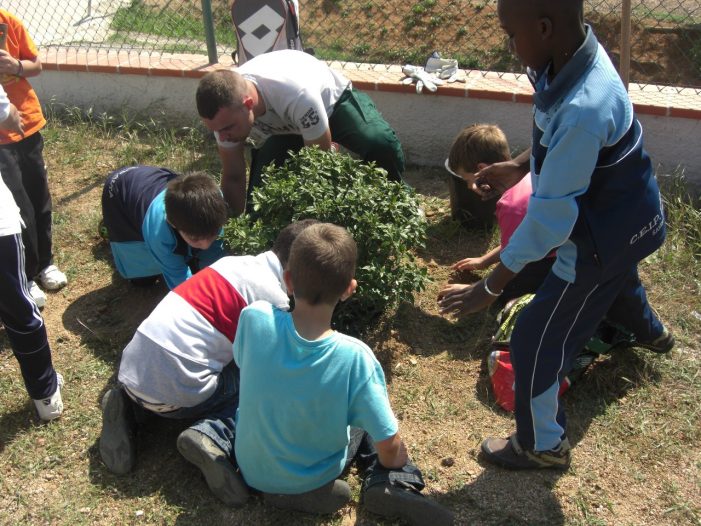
{"left": 288, "top": 223, "right": 357, "bottom": 306}
{"left": 551, "top": 0, "right": 584, "bottom": 22}
{"left": 272, "top": 219, "right": 320, "bottom": 268}
{"left": 501, "top": 0, "right": 583, "bottom": 26}
{"left": 165, "top": 172, "right": 228, "bottom": 238}
{"left": 196, "top": 69, "right": 247, "bottom": 119}
{"left": 448, "top": 123, "right": 511, "bottom": 173}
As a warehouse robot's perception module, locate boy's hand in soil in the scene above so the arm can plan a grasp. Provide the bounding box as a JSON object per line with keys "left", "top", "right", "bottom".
{"left": 437, "top": 282, "right": 495, "bottom": 317}
{"left": 438, "top": 264, "right": 516, "bottom": 317}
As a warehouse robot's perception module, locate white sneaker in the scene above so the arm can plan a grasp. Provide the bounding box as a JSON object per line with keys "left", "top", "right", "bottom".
{"left": 34, "top": 372, "right": 64, "bottom": 421}
{"left": 38, "top": 265, "right": 68, "bottom": 291}
{"left": 28, "top": 280, "right": 47, "bottom": 309}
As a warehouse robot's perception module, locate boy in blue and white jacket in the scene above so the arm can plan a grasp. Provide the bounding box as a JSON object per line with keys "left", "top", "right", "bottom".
{"left": 101, "top": 166, "right": 227, "bottom": 289}
{"left": 438, "top": 0, "right": 673, "bottom": 470}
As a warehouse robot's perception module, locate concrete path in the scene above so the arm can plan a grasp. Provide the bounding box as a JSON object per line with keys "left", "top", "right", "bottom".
{"left": 6, "top": 0, "right": 129, "bottom": 47}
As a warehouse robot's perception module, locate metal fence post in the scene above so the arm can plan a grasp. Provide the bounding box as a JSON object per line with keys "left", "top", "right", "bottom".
{"left": 201, "top": 0, "right": 218, "bottom": 65}
{"left": 619, "top": 0, "right": 632, "bottom": 89}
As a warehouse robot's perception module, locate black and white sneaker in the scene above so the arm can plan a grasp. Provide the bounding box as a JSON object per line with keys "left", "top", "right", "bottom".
{"left": 635, "top": 327, "right": 675, "bottom": 354}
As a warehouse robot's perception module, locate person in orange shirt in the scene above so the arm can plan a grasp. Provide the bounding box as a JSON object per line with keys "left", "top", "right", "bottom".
{"left": 0, "top": 10, "right": 66, "bottom": 309}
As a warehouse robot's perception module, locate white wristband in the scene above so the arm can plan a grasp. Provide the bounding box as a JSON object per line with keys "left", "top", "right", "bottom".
{"left": 483, "top": 277, "right": 501, "bottom": 297}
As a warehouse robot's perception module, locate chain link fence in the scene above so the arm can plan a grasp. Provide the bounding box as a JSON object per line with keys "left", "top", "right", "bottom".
{"left": 7, "top": 0, "right": 701, "bottom": 92}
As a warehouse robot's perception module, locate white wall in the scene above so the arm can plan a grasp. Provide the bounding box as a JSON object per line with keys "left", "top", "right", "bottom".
{"left": 368, "top": 90, "right": 534, "bottom": 164}
{"left": 33, "top": 70, "right": 701, "bottom": 189}
{"left": 34, "top": 71, "right": 200, "bottom": 124}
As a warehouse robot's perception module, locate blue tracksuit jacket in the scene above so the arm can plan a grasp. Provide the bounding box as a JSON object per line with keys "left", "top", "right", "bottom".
{"left": 500, "top": 26, "right": 665, "bottom": 283}
{"left": 101, "top": 165, "right": 225, "bottom": 289}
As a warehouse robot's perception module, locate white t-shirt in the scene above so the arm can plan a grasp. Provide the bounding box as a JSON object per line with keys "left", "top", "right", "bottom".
{"left": 216, "top": 50, "right": 350, "bottom": 149}
{"left": 0, "top": 86, "right": 22, "bottom": 237}
{"left": 0, "top": 177, "right": 22, "bottom": 236}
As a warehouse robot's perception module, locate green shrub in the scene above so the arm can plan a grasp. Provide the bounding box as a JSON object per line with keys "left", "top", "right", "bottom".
{"left": 223, "top": 147, "right": 428, "bottom": 333}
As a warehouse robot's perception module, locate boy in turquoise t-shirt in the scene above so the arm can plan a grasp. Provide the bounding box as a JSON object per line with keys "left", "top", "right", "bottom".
{"left": 232, "top": 223, "right": 453, "bottom": 524}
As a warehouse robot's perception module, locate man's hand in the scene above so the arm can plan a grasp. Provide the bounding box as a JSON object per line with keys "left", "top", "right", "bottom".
{"left": 437, "top": 282, "right": 496, "bottom": 318}
{"left": 218, "top": 144, "right": 247, "bottom": 216}
{"left": 0, "top": 103, "right": 24, "bottom": 137}
{"left": 304, "top": 129, "right": 333, "bottom": 150}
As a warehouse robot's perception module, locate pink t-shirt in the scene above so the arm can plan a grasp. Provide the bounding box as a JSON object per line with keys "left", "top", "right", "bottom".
{"left": 495, "top": 173, "right": 533, "bottom": 250}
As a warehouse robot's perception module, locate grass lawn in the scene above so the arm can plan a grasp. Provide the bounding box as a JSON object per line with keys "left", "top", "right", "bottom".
{"left": 0, "top": 108, "right": 699, "bottom": 525}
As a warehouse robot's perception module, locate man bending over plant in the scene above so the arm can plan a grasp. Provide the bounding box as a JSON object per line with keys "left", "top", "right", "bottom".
{"left": 196, "top": 49, "right": 405, "bottom": 215}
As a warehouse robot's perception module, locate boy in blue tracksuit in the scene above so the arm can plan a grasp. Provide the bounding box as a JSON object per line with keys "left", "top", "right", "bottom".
{"left": 438, "top": 0, "right": 673, "bottom": 469}
{"left": 0, "top": 85, "right": 64, "bottom": 422}
{"left": 101, "top": 166, "right": 228, "bottom": 289}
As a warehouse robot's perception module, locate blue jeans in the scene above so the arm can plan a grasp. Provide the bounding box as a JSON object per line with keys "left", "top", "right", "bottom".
{"left": 155, "top": 363, "right": 239, "bottom": 460}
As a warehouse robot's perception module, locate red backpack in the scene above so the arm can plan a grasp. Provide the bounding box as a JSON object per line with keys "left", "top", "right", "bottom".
{"left": 488, "top": 295, "right": 635, "bottom": 412}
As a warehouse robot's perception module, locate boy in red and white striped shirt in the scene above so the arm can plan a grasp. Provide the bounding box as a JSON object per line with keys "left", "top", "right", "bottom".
{"left": 99, "top": 220, "right": 316, "bottom": 506}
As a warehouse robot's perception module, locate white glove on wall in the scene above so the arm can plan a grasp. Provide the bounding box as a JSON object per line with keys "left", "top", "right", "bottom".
{"left": 401, "top": 65, "right": 443, "bottom": 94}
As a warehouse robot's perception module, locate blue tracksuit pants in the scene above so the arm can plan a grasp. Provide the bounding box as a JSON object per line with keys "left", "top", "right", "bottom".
{"left": 510, "top": 266, "right": 663, "bottom": 452}
{"left": 0, "top": 232, "right": 58, "bottom": 400}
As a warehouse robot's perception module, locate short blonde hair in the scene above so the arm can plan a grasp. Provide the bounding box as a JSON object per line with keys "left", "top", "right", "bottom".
{"left": 288, "top": 223, "right": 357, "bottom": 306}
{"left": 448, "top": 124, "right": 511, "bottom": 173}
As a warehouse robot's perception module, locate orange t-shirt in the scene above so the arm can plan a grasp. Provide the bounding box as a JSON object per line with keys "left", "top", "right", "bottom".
{"left": 0, "top": 10, "right": 45, "bottom": 144}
